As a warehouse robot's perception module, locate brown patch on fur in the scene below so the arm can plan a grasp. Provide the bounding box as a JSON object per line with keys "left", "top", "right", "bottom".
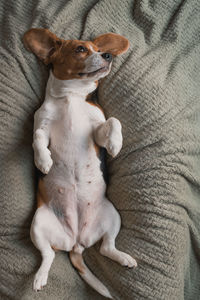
{"left": 94, "top": 142, "right": 100, "bottom": 156}
{"left": 51, "top": 245, "right": 60, "bottom": 252}
{"left": 86, "top": 93, "right": 93, "bottom": 102}
{"left": 93, "top": 33, "right": 130, "bottom": 56}
{"left": 69, "top": 251, "right": 85, "bottom": 274}
{"left": 37, "top": 192, "right": 43, "bottom": 208}
{"left": 52, "top": 40, "right": 91, "bottom": 80}
{"left": 52, "top": 39, "right": 102, "bottom": 80}
{"left": 23, "top": 29, "right": 129, "bottom": 80}
{"left": 37, "top": 178, "right": 49, "bottom": 208}
{"left": 23, "top": 28, "right": 63, "bottom": 64}
{"left": 23, "top": 29, "right": 101, "bottom": 80}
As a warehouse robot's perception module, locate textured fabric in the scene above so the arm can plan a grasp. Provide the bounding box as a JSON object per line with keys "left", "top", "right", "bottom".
{"left": 1, "top": 0, "right": 200, "bottom": 299}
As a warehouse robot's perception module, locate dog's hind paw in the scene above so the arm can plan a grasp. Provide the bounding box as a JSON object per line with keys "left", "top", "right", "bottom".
{"left": 33, "top": 270, "right": 48, "bottom": 291}
{"left": 118, "top": 252, "right": 137, "bottom": 268}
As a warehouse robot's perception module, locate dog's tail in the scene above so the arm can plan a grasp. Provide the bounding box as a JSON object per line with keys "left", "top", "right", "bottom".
{"left": 69, "top": 250, "right": 112, "bottom": 299}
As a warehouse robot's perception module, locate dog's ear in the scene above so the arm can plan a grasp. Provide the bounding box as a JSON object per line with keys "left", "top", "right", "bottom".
{"left": 23, "top": 28, "right": 63, "bottom": 64}
{"left": 93, "top": 33, "right": 129, "bottom": 56}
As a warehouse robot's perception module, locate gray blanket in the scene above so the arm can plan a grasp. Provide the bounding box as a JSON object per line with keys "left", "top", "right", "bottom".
{"left": 1, "top": 0, "right": 200, "bottom": 299}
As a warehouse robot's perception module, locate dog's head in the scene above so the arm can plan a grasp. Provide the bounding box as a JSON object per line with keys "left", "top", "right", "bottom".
{"left": 23, "top": 29, "right": 129, "bottom": 81}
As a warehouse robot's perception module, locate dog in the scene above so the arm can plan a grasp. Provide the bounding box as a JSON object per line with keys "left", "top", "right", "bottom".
{"left": 23, "top": 28, "right": 137, "bottom": 299}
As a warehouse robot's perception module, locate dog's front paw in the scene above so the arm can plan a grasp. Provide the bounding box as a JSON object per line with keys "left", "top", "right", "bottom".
{"left": 106, "top": 117, "right": 123, "bottom": 157}
{"left": 34, "top": 148, "right": 53, "bottom": 174}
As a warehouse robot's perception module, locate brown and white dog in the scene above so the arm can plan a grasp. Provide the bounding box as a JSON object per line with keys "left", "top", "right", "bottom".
{"left": 23, "top": 28, "right": 137, "bottom": 299}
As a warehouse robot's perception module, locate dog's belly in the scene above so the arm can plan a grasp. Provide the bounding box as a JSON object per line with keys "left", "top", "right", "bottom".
{"left": 42, "top": 100, "right": 106, "bottom": 245}
{"left": 43, "top": 166, "right": 106, "bottom": 247}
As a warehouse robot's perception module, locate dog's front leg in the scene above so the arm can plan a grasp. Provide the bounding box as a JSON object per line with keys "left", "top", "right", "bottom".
{"left": 33, "top": 128, "right": 52, "bottom": 174}
{"left": 94, "top": 117, "right": 123, "bottom": 157}
{"left": 33, "top": 114, "right": 53, "bottom": 174}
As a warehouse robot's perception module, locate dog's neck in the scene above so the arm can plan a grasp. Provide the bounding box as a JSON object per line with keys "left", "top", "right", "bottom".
{"left": 47, "top": 70, "right": 97, "bottom": 100}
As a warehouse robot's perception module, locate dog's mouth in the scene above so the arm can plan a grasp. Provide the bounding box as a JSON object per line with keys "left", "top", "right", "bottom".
{"left": 78, "top": 66, "right": 108, "bottom": 77}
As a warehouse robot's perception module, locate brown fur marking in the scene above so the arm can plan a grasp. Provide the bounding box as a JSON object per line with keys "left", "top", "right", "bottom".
{"left": 51, "top": 245, "right": 60, "bottom": 252}
{"left": 37, "top": 178, "right": 49, "bottom": 208}
{"left": 69, "top": 251, "right": 85, "bottom": 274}
{"left": 94, "top": 142, "right": 100, "bottom": 156}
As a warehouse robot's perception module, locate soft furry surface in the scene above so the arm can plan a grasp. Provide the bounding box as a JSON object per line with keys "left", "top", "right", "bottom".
{"left": 0, "top": 0, "right": 200, "bottom": 299}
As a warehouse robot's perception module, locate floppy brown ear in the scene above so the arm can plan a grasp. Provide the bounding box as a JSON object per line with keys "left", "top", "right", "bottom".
{"left": 23, "top": 28, "right": 62, "bottom": 64}
{"left": 93, "top": 33, "right": 129, "bottom": 56}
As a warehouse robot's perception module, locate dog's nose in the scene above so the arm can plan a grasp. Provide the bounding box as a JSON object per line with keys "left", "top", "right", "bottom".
{"left": 101, "top": 53, "right": 112, "bottom": 62}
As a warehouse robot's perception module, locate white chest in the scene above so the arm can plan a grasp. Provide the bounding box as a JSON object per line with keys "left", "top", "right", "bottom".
{"left": 49, "top": 98, "right": 93, "bottom": 162}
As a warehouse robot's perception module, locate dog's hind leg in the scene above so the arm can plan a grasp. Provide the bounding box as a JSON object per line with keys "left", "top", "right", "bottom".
{"left": 33, "top": 242, "right": 55, "bottom": 291}
{"left": 31, "top": 205, "right": 75, "bottom": 291}
{"left": 99, "top": 199, "right": 137, "bottom": 268}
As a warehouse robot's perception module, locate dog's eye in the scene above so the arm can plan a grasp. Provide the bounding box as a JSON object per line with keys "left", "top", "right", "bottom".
{"left": 75, "top": 46, "right": 87, "bottom": 53}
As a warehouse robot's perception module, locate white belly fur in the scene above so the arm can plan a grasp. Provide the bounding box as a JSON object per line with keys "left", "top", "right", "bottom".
{"left": 37, "top": 97, "right": 106, "bottom": 247}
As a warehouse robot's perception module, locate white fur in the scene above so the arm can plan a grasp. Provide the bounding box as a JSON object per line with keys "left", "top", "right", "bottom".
{"left": 94, "top": 117, "right": 123, "bottom": 157}
{"left": 31, "top": 71, "right": 137, "bottom": 296}
{"left": 82, "top": 47, "right": 111, "bottom": 76}
{"left": 83, "top": 52, "right": 105, "bottom": 72}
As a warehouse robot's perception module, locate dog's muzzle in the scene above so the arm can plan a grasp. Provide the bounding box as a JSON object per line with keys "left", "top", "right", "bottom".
{"left": 101, "top": 53, "right": 112, "bottom": 62}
